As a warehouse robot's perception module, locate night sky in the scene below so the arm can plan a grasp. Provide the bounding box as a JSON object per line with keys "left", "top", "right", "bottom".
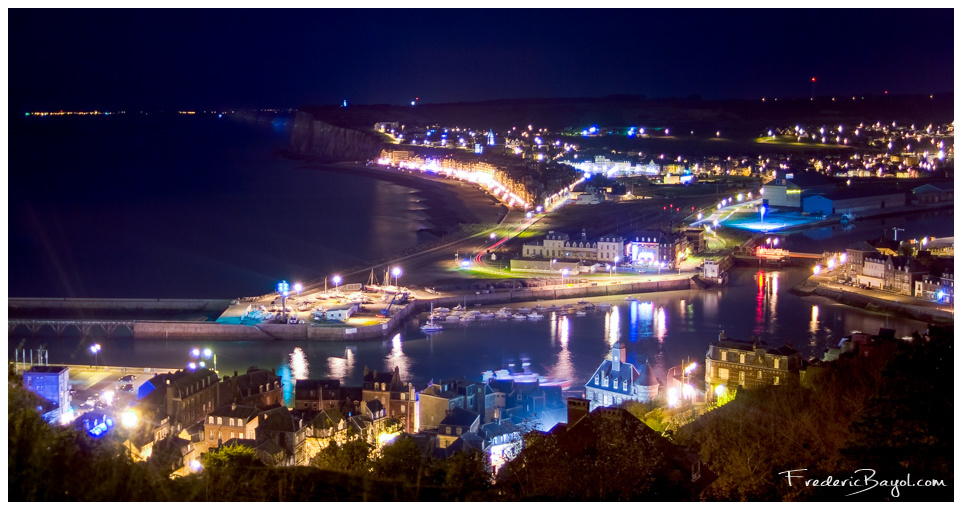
{"left": 8, "top": 8, "right": 955, "bottom": 111}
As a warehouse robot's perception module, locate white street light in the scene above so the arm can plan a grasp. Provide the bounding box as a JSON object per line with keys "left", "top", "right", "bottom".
{"left": 121, "top": 410, "right": 138, "bottom": 429}
{"left": 89, "top": 343, "right": 101, "bottom": 368}
{"left": 392, "top": 267, "right": 402, "bottom": 289}
{"left": 293, "top": 283, "right": 303, "bottom": 296}
{"left": 332, "top": 275, "right": 342, "bottom": 294}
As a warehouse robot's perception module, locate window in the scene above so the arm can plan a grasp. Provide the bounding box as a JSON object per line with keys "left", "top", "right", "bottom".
{"left": 594, "top": 374, "right": 599, "bottom": 385}
{"left": 720, "top": 350, "right": 727, "bottom": 361}
{"left": 758, "top": 370, "right": 762, "bottom": 378}
{"left": 738, "top": 371, "right": 745, "bottom": 385}
{"left": 229, "top": 418, "right": 234, "bottom": 427}
{"left": 739, "top": 353, "right": 746, "bottom": 364}
{"left": 239, "top": 433, "right": 244, "bottom": 439}
{"left": 718, "top": 368, "right": 729, "bottom": 380}
{"left": 237, "top": 419, "right": 243, "bottom": 427}
{"left": 230, "top": 432, "right": 234, "bottom": 439}
{"left": 774, "top": 376, "right": 780, "bottom": 385}
{"left": 217, "top": 417, "right": 222, "bottom": 425}
{"left": 774, "top": 358, "right": 780, "bottom": 369}
{"left": 209, "top": 416, "right": 214, "bottom": 424}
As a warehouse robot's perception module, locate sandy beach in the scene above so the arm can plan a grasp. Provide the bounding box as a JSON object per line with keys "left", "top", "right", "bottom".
{"left": 304, "top": 161, "right": 507, "bottom": 235}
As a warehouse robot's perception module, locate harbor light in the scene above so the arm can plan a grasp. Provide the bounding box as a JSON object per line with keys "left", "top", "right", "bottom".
{"left": 827, "top": 258, "right": 835, "bottom": 270}
{"left": 202, "top": 348, "right": 212, "bottom": 359}
{"left": 293, "top": 283, "right": 303, "bottom": 295}
{"left": 190, "top": 348, "right": 200, "bottom": 359}
{"left": 332, "top": 275, "right": 342, "bottom": 293}
{"left": 813, "top": 265, "right": 822, "bottom": 275}
{"left": 490, "top": 233, "right": 497, "bottom": 240}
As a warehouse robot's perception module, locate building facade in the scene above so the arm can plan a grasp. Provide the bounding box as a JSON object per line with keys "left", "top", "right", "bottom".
{"left": 584, "top": 342, "right": 660, "bottom": 411}
{"left": 705, "top": 334, "right": 801, "bottom": 390}
{"left": 522, "top": 230, "right": 624, "bottom": 263}
{"left": 22, "top": 365, "right": 70, "bottom": 423}
{"left": 204, "top": 403, "right": 260, "bottom": 448}
{"left": 362, "top": 366, "right": 419, "bottom": 433}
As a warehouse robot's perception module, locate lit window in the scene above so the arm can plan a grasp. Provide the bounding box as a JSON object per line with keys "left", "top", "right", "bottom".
{"left": 217, "top": 417, "right": 222, "bottom": 425}
{"left": 739, "top": 353, "right": 746, "bottom": 364}
{"left": 720, "top": 350, "right": 727, "bottom": 361}
{"left": 774, "top": 358, "right": 780, "bottom": 369}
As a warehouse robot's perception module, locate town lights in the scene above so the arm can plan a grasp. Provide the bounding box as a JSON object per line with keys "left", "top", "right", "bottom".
{"left": 293, "top": 283, "right": 303, "bottom": 296}
{"left": 332, "top": 275, "right": 342, "bottom": 293}
{"left": 839, "top": 252, "right": 847, "bottom": 264}
{"left": 813, "top": 265, "right": 822, "bottom": 275}
{"left": 715, "top": 384, "right": 726, "bottom": 397}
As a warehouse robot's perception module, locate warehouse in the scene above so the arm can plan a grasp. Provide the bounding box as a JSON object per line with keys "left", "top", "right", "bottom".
{"left": 802, "top": 188, "right": 906, "bottom": 216}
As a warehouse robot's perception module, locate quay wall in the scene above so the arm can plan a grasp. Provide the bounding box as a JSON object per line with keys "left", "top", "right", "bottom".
{"left": 9, "top": 298, "right": 231, "bottom": 311}
{"left": 131, "top": 276, "right": 697, "bottom": 342}
{"left": 808, "top": 285, "right": 953, "bottom": 324}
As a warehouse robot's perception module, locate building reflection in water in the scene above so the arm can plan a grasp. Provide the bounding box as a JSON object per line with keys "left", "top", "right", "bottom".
{"left": 290, "top": 347, "right": 309, "bottom": 380}
{"left": 654, "top": 306, "right": 667, "bottom": 343}
{"left": 606, "top": 305, "right": 621, "bottom": 347}
{"left": 548, "top": 315, "right": 574, "bottom": 383}
{"left": 810, "top": 305, "right": 820, "bottom": 347}
{"left": 385, "top": 333, "right": 411, "bottom": 382}
{"left": 326, "top": 347, "right": 355, "bottom": 381}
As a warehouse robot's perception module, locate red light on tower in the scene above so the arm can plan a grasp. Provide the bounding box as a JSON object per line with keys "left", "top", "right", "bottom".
{"left": 811, "top": 77, "right": 816, "bottom": 82}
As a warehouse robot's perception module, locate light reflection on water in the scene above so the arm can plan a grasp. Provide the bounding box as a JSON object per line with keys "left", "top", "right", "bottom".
{"left": 18, "top": 268, "right": 932, "bottom": 390}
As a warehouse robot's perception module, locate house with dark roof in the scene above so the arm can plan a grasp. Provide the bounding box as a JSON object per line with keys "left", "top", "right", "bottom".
{"left": 255, "top": 405, "right": 302, "bottom": 466}
{"left": 437, "top": 407, "right": 480, "bottom": 448}
{"left": 165, "top": 368, "right": 222, "bottom": 433}
{"left": 418, "top": 382, "right": 465, "bottom": 432}
{"left": 362, "top": 366, "right": 418, "bottom": 434}
{"left": 294, "top": 379, "right": 343, "bottom": 411}
{"left": 705, "top": 333, "right": 801, "bottom": 390}
{"left": 204, "top": 402, "right": 261, "bottom": 449}
{"left": 585, "top": 342, "right": 660, "bottom": 411}
{"left": 219, "top": 367, "right": 283, "bottom": 408}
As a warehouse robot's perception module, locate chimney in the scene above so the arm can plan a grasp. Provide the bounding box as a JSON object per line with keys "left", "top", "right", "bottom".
{"left": 566, "top": 397, "right": 590, "bottom": 425}
{"left": 719, "top": 330, "right": 726, "bottom": 342}
{"left": 231, "top": 402, "right": 236, "bottom": 411}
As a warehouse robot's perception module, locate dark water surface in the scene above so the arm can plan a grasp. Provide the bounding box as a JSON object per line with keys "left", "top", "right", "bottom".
{"left": 12, "top": 268, "right": 929, "bottom": 393}
{"left": 9, "top": 114, "right": 432, "bottom": 299}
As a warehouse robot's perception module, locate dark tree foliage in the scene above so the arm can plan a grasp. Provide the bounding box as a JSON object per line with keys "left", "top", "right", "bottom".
{"left": 839, "top": 326, "right": 953, "bottom": 501}
{"left": 309, "top": 438, "right": 372, "bottom": 475}
{"left": 674, "top": 327, "right": 953, "bottom": 501}
{"left": 497, "top": 418, "right": 687, "bottom": 501}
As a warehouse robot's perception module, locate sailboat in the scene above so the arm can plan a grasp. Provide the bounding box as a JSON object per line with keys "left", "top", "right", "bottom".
{"left": 421, "top": 303, "right": 443, "bottom": 332}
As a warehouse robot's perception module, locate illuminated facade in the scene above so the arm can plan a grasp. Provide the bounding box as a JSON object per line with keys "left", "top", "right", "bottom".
{"left": 522, "top": 229, "right": 624, "bottom": 263}
{"left": 705, "top": 333, "right": 801, "bottom": 390}
{"left": 584, "top": 342, "right": 660, "bottom": 411}
{"left": 362, "top": 366, "right": 419, "bottom": 433}
{"left": 22, "top": 366, "right": 70, "bottom": 423}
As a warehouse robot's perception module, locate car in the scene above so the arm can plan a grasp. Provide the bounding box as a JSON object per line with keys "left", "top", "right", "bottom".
{"left": 119, "top": 375, "right": 135, "bottom": 382}
{"left": 119, "top": 384, "right": 134, "bottom": 392}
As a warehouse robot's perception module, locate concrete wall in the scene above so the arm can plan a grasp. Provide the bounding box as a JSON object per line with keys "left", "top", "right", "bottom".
{"left": 131, "top": 277, "right": 697, "bottom": 342}
{"left": 10, "top": 298, "right": 232, "bottom": 312}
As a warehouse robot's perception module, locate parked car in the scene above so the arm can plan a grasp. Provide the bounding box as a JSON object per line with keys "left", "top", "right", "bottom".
{"left": 119, "top": 375, "right": 135, "bottom": 382}
{"left": 119, "top": 384, "right": 134, "bottom": 392}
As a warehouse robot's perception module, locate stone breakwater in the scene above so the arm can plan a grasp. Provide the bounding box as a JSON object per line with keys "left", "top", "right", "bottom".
{"left": 289, "top": 111, "right": 384, "bottom": 162}
{"left": 131, "top": 277, "right": 699, "bottom": 342}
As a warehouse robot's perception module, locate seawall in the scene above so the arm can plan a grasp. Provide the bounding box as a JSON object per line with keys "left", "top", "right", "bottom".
{"left": 9, "top": 298, "right": 232, "bottom": 320}
{"left": 131, "top": 277, "right": 698, "bottom": 342}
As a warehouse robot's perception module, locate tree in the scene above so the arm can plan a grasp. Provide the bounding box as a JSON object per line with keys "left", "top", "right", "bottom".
{"left": 310, "top": 438, "right": 372, "bottom": 475}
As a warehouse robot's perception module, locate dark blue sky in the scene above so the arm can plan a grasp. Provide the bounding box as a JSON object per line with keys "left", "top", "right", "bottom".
{"left": 9, "top": 8, "right": 955, "bottom": 111}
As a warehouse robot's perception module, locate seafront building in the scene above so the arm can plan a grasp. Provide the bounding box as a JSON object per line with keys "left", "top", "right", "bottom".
{"left": 584, "top": 342, "right": 660, "bottom": 410}
{"left": 704, "top": 333, "right": 801, "bottom": 390}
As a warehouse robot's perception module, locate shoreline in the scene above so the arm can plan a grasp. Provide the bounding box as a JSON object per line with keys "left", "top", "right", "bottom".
{"left": 297, "top": 160, "right": 507, "bottom": 234}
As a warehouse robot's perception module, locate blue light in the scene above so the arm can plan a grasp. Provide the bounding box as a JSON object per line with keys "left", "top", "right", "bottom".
{"left": 460, "top": 260, "right": 471, "bottom": 268}
{"left": 277, "top": 280, "right": 290, "bottom": 294}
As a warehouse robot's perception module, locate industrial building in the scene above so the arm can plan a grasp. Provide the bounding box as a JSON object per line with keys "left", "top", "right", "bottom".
{"left": 801, "top": 187, "right": 906, "bottom": 216}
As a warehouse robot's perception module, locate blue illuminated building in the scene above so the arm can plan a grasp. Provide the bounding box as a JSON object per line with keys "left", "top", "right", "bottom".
{"left": 22, "top": 365, "right": 70, "bottom": 423}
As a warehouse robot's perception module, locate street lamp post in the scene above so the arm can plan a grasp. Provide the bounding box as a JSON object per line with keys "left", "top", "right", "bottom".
{"left": 89, "top": 343, "right": 101, "bottom": 370}
{"left": 392, "top": 267, "right": 402, "bottom": 290}
{"left": 277, "top": 280, "right": 290, "bottom": 322}
{"left": 332, "top": 275, "right": 342, "bottom": 295}
{"left": 561, "top": 268, "right": 569, "bottom": 286}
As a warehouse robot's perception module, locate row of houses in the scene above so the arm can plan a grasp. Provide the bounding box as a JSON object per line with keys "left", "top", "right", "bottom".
{"left": 516, "top": 228, "right": 706, "bottom": 274}
{"left": 845, "top": 239, "right": 954, "bottom": 302}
